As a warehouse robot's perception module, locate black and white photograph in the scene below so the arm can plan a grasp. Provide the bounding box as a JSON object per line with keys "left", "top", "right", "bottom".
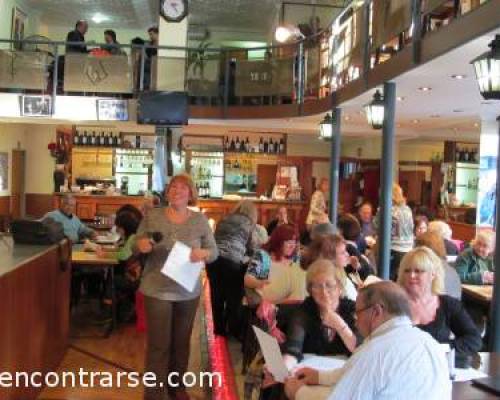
{"left": 97, "top": 99, "right": 129, "bottom": 121}
{"left": 21, "top": 95, "right": 51, "bottom": 117}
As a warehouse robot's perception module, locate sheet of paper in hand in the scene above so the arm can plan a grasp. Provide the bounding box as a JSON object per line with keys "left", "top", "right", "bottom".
{"left": 252, "top": 325, "right": 289, "bottom": 383}
{"left": 161, "top": 241, "right": 203, "bottom": 292}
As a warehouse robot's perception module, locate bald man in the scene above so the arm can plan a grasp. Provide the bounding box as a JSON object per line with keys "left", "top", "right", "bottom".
{"left": 285, "top": 281, "right": 452, "bottom": 400}
{"left": 43, "top": 195, "right": 96, "bottom": 242}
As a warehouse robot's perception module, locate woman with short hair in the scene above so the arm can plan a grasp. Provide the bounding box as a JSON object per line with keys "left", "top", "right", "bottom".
{"left": 135, "top": 174, "right": 218, "bottom": 400}
{"left": 397, "top": 247, "right": 481, "bottom": 358}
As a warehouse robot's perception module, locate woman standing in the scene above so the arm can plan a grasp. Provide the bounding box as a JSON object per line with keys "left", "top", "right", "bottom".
{"left": 207, "top": 200, "right": 257, "bottom": 338}
{"left": 375, "top": 183, "right": 414, "bottom": 280}
{"left": 136, "top": 174, "right": 218, "bottom": 400}
{"left": 306, "top": 178, "right": 329, "bottom": 229}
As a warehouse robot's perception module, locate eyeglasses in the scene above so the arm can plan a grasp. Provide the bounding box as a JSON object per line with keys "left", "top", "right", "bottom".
{"left": 310, "top": 282, "right": 337, "bottom": 291}
{"left": 354, "top": 303, "right": 378, "bottom": 318}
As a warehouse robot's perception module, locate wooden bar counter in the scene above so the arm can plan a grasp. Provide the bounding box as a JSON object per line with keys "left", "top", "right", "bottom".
{"left": 53, "top": 194, "right": 307, "bottom": 227}
{"left": 0, "top": 237, "right": 71, "bottom": 400}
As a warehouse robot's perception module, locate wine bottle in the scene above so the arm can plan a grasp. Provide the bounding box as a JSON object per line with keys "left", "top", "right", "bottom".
{"left": 269, "top": 138, "right": 274, "bottom": 153}
{"left": 245, "top": 137, "right": 250, "bottom": 152}
{"left": 240, "top": 138, "right": 245, "bottom": 152}
{"left": 104, "top": 133, "right": 109, "bottom": 147}
{"left": 73, "top": 132, "right": 79, "bottom": 146}
{"left": 82, "top": 131, "right": 88, "bottom": 146}
{"left": 464, "top": 147, "right": 469, "bottom": 162}
{"left": 117, "top": 134, "right": 123, "bottom": 147}
{"left": 99, "top": 132, "right": 105, "bottom": 147}
{"left": 135, "top": 135, "right": 141, "bottom": 149}
{"left": 273, "top": 139, "right": 279, "bottom": 153}
{"left": 230, "top": 138, "right": 235, "bottom": 151}
{"left": 259, "top": 137, "right": 264, "bottom": 153}
{"left": 264, "top": 138, "right": 269, "bottom": 153}
{"left": 112, "top": 134, "right": 118, "bottom": 147}
{"left": 279, "top": 138, "right": 285, "bottom": 153}
{"left": 235, "top": 137, "right": 240, "bottom": 152}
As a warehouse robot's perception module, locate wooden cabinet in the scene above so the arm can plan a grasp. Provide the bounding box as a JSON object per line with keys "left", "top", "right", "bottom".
{"left": 76, "top": 202, "right": 96, "bottom": 220}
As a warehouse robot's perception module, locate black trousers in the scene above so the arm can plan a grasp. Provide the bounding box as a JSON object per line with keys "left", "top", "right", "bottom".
{"left": 207, "top": 256, "right": 246, "bottom": 338}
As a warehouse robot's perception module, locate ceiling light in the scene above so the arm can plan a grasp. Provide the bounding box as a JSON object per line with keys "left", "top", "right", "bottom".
{"left": 364, "top": 90, "right": 385, "bottom": 130}
{"left": 396, "top": 96, "right": 405, "bottom": 101}
{"left": 430, "top": 114, "right": 440, "bottom": 118}
{"left": 474, "top": 122, "right": 480, "bottom": 128}
{"left": 344, "top": 115, "right": 351, "bottom": 121}
{"left": 471, "top": 34, "right": 500, "bottom": 100}
{"left": 418, "top": 86, "right": 432, "bottom": 92}
{"left": 319, "top": 113, "right": 334, "bottom": 140}
{"left": 453, "top": 109, "right": 464, "bottom": 113}
{"left": 451, "top": 74, "right": 467, "bottom": 80}
{"left": 92, "top": 13, "right": 109, "bottom": 24}
{"left": 412, "top": 119, "right": 419, "bottom": 124}
{"left": 275, "top": 25, "right": 305, "bottom": 43}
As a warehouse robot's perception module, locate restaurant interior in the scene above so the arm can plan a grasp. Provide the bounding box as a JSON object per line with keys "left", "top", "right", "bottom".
{"left": 0, "top": 0, "right": 499, "bottom": 399}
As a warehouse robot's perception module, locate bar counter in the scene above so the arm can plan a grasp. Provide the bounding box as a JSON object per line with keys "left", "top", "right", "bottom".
{"left": 0, "top": 237, "right": 71, "bottom": 400}
{"left": 53, "top": 194, "right": 307, "bottom": 227}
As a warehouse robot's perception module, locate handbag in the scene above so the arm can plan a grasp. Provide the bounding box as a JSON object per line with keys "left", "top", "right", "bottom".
{"left": 10, "top": 217, "right": 65, "bottom": 245}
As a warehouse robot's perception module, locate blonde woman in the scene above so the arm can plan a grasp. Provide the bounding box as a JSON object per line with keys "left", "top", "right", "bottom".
{"left": 455, "top": 231, "right": 495, "bottom": 285}
{"left": 283, "top": 259, "right": 357, "bottom": 370}
{"left": 398, "top": 247, "right": 481, "bottom": 357}
{"left": 428, "top": 220, "right": 459, "bottom": 256}
{"left": 374, "top": 183, "right": 414, "bottom": 280}
{"left": 306, "top": 178, "right": 329, "bottom": 229}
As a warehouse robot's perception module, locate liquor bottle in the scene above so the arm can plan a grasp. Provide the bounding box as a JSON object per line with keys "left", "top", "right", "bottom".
{"left": 273, "top": 139, "right": 279, "bottom": 154}
{"left": 455, "top": 146, "right": 460, "bottom": 162}
{"left": 99, "top": 132, "right": 105, "bottom": 147}
{"left": 104, "top": 133, "right": 110, "bottom": 147}
{"left": 259, "top": 137, "right": 264, "bottom": 153}
{"left": 235, "top": 137, "right": 240, "bottom": 152}
{"left": 464, "top": 147, "right": 469, "bottom": 162}
{"left": 240, "top": 138, "right": 245, "bottom": 152}
{"left": 269, "top": 138, "right": 274, "bottom": 153}
{"left": 73, "top": 132, "right": 79, "bottom": 146}
{"left": 136, "top": 135, "right": 141, "bottom": 149}
{"left": 82, "top": 131, "right": 88, "bottom": 146}
{"left": 117, "top": 134, "right": 123, "bottom": 147}
{"left": 263, "top": 138, "right": 269, "bottom": 153}
{"left": 279, "top": 138, "right": 285, "bottom": 153}
{"left": 245, "top": 137, "right": 250, "bottom": 152}
{"left": 112, "top": 134, "right": 118, "bottom": 147}
{"left": 230, "top": 137, "right": 235, "bottom": 151}
{"left": 90, "top": 131, "right": 96, "bottom": 146}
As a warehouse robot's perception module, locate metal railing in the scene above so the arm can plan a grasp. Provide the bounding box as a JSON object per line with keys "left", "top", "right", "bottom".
{"left": 0, "top": 0, "right": 490, "bottom": 116}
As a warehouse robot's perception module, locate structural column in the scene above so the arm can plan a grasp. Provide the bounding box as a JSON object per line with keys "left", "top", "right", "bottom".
{"left": 377, "top": 81, "right": 396, "bottom": 280}
{"left": 490, "top": 115, "right": 500, "bottom": 351}
{"left": 329, "top": 108, "right": 342, "bottom": 227}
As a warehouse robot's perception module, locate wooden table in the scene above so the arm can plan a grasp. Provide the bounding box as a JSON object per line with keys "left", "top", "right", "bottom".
{"left": 72, "top": 247, "right": 119, "bottom": 335}
{"left": 462, "top": 284, "right": 493, "bottom": 306}
{"left": 453, "top": 353, "right": 500, "bottom": 399}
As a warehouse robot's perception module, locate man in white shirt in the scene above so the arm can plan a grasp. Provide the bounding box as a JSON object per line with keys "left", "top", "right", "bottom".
{"left": 284, "top": 281, "right": 452, "bottom": 400}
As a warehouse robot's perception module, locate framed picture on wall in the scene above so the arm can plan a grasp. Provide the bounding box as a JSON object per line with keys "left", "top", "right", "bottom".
{"left": 11, "top": 7, "right": 27, "bottom": 51}
{"left": 21, "top": 95, "right": 52, "bottom": 117}
{"left": 97, "top": 99, "right": 129, "bottom": 121}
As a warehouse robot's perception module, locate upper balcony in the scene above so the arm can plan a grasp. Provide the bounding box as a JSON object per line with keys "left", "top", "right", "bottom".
{"left": 0, "top": 0, "right": 497, "bottom": 122}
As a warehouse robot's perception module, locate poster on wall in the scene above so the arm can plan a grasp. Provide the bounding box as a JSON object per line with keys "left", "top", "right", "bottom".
{"left": 11, "top": 7, "right": 27, "bottom": 51}
{"left": 0, "top": 152, "right": 8, "bottom": 191}
{"left": 477, "top": 130, "right": 497, "bottom": 228}
{"left": 21, "top": 95, "right": 52, "bottom": 117}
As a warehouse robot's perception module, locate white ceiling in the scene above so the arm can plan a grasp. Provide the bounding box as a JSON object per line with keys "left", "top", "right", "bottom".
{"left": 22, "top": 0, "right": 345, "bottom": 31}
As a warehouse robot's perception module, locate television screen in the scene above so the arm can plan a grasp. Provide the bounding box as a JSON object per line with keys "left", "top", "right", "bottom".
{"left": 137, "top": 91, "right": 188, "bottom": 125}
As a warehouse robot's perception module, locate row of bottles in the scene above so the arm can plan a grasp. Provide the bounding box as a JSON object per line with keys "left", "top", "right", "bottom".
{"left": 224, "top": 136, "right": 285, "bottom": 154}
{"left": 196, "top": 181, "right": 211, "bottom": 198}
{"left": 73, "top": 131, "right": 123, "bottom": 147}
{"left": 455, "top": 146, "right": 478, "bottom": 163}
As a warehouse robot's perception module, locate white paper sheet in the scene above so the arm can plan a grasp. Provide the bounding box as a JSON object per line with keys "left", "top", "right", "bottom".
{"left": 252, "top": 326, "right": 289, "bottom": 383}
{"left": 161, "top": 241, "right": 203, "bottom": 292}
{"left": 297, "top": 354, "right": 347, "bottom": 371}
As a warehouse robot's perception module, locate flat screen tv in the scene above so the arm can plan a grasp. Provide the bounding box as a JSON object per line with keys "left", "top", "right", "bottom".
{"left": 137, "top": 91, "right": 188, "bottom": 125}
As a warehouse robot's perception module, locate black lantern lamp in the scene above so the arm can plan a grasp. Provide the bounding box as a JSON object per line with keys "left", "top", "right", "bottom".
{"left": 471, "top": 35, "right": 500, "bottom": 100}
{"left": 364, "top": 90, "right": 385, "bottom": 129}
{"left": 319, "top": 113, "right": 334, "bottom": 140}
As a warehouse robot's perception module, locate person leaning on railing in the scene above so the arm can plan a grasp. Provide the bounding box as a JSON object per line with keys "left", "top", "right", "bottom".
{"left": 66, "top": 19, "right": 89, "bottom": 53}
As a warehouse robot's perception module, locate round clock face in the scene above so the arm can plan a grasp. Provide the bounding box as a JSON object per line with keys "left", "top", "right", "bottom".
{"left": 161, "top": 0, "right": 187, "bottom": 21}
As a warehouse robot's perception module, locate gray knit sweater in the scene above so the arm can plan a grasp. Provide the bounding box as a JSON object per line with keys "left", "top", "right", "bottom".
{"left": 138, "top": 207, "right": 218, "bottom": 301}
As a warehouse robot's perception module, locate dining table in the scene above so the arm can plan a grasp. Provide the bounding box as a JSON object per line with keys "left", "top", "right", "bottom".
{"left": 71, "top": 245, "right": 119, "bottom": 336}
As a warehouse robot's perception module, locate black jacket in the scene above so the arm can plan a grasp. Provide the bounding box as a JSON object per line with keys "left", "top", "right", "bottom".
{"left": 66, "top": 30, "right": 87, "bottom": 53}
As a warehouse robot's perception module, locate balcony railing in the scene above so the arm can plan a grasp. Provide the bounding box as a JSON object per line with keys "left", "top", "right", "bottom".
{"left": 0, "top": 0, "right": 492, "bottom": 118}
